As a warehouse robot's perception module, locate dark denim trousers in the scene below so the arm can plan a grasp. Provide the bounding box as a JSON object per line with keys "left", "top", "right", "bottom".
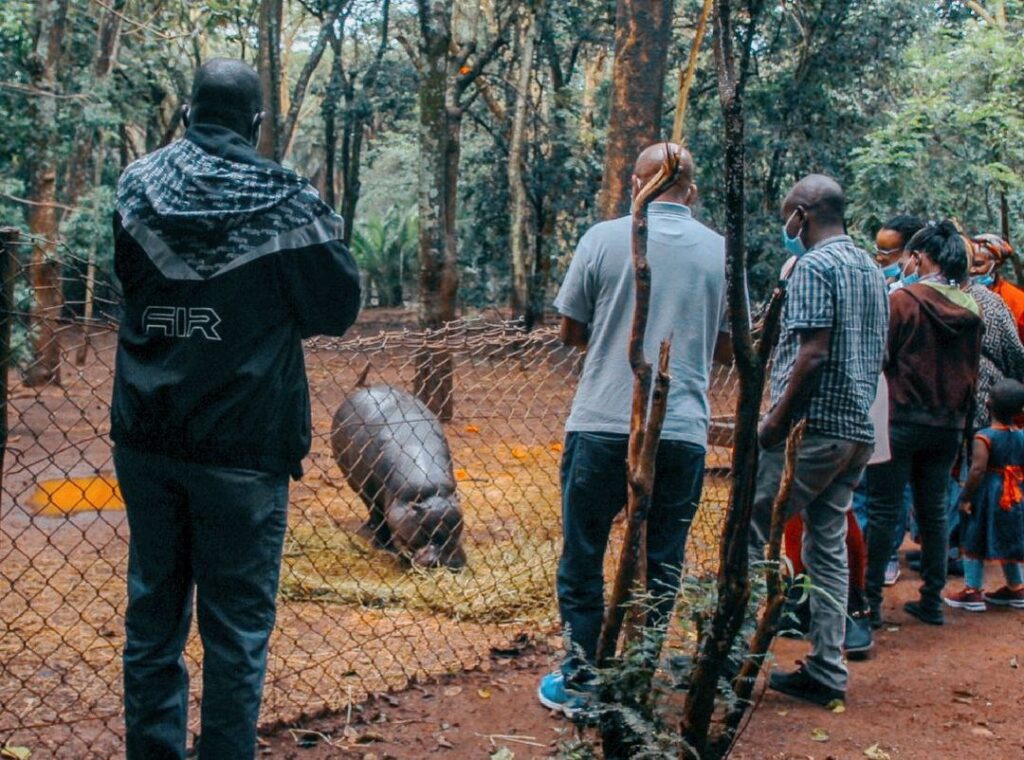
{"left": 865, "top": 423, "right": 961, "bottom": 613}
{"left": 115, "top": 447, "right": 289, "bottom": 760}
{"left": 556, "top": 431, "right": 705, "bottom": 666}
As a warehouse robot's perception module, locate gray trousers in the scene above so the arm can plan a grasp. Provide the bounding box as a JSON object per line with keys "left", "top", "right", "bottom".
{"left": 749, "top": 433, "right": 871, "bottom": 692}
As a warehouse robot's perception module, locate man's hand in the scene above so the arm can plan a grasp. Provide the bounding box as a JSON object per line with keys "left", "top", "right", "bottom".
{"left": 958, "top": 500, "right": 973, "bottom": 516}
{"left": 758, "top": 410, "right": 788, "bottom": 449}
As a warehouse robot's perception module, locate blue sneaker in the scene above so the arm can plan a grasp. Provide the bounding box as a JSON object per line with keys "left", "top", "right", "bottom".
{"left": 537, "top": 671, "right": 586, "bottom": 718}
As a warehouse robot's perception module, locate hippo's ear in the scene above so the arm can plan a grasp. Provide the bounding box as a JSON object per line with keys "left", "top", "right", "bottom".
{"left": 445, "top": 544, "right": 467, "bottom": 571}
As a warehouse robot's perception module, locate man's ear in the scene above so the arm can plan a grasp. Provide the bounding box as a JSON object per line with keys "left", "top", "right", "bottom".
{"left": 686, "top": 183, "right": 699, "bottom": 206}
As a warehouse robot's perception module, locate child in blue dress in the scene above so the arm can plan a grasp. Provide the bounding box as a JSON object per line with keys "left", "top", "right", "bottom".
{"left": 944, "top": 379, "right": 1024, "bottom": 611}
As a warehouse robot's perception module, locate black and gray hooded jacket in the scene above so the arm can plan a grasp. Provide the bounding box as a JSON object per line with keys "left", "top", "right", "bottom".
{"left": 112, "top": 123, "right": 360, "bottom": 477}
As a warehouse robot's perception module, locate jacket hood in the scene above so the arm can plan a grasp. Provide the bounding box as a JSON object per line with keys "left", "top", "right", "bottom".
{"left": 116, "top": 123, "right": 342, "bottom": 280}
{"left": 902, "top": 282, "right": 982, "bottom": 337}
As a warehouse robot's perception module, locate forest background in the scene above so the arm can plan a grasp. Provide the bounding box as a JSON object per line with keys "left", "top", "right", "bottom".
{"left": 1, "top": 0, "right": 1021, "bottom": 348}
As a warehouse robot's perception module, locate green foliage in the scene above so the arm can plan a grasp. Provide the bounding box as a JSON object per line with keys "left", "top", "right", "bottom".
{"left": 850, "top": 10, "right": 1024, "bottom": 242}
{"left": 0, "top": 0, "right": 1016, "bottom": 318}
{"left": 350, "top": 207, "right": 417, "bottom": 308}
{"left": 558, "top": 574, "right": 770, "bottom": 760}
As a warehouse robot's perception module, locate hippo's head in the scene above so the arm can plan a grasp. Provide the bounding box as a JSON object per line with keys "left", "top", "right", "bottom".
{"left": 386, "top": 493, "right": 466, "bottom": 571}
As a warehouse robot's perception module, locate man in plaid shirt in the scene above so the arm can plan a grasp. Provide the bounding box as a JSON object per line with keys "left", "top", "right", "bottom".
{"left": 749, "top": 175, "right": 888, "bottom": 707}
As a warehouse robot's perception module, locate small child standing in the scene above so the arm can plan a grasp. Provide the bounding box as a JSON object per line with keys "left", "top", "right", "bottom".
{"left": 944, "top": 379, "right": 1024, "bottom": 611}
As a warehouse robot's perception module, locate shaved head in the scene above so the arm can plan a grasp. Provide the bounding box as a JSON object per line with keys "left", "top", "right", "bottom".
{"left": 188, "top": 58, "right": 263, "bottom": 132}
{"left": 632, "top": 142, "right": 696, "bottom": 205}
{"left": 634, "top": 142, "right": 695, "bottom": 188}
{"left": 783, "top": 174, "right": 845, "bottom": 225}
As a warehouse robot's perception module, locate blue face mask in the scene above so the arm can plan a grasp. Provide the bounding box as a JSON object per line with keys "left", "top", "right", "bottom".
{"left": 901, "top": 272, "right": 920, "bottom": 286}
{"left": 782, "top": 210, "right": 807, "bottom": 257}
{"left": 974, "top": 274, "right": 995, "bottom": 287}
{"left": 881, "top": 262, "right": 902, "bottom": 278}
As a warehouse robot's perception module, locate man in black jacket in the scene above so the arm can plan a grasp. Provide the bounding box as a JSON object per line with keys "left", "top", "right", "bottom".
{"left": 112, "top": 59, "right": 360, "bottom": 760}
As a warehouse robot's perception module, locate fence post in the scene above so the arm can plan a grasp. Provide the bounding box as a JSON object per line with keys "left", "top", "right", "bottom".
{"left": 0, "top": 228, "right": 19, "bottom": 496}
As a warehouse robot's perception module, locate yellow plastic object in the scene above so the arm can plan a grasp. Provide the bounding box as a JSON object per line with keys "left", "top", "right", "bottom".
{"left": 29, "top": 475, "right": 125, "bottom": 516}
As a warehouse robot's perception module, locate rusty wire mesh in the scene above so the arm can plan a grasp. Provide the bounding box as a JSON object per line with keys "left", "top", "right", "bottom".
{"left": 0, "top": 233, "right": 740, "bottom": 758}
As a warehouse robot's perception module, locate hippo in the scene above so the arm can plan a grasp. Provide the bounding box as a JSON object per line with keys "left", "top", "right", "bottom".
{"left": 330, "top": 383, "right": 466, "bottom": 570}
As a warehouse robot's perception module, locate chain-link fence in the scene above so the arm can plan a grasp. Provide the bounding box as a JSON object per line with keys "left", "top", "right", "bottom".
{"left": 0, "top": 232, "right": 739, "bottom": 758}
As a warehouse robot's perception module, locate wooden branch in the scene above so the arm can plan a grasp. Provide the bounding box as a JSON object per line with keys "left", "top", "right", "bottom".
{"left": 281, "top": 0, "right": 348, "bottom": 158}
{"left": 681, "top": 2, "right": 768, "bottom": 755}
{"left": 717, "top": 421, "right": 805, "bottom": 754}
{"left": 965, "top": 0, "right": 999, "bottom": 25}
{"left": 671, "top": 0, "right": 713, "bottom": 144}
{"left": 595, "top": 148, "right": 682, "bottom": 664}
{"left": 456, "top": 28, "right": 509, "bottom": 96}
{"left": 395, "top": 33, "right": 420, "bottom": 70}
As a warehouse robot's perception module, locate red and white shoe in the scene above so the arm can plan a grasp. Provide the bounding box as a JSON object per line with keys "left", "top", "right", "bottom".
{"left": 943, "top": 587, "right": 986, "bottom": 612}
{"left": 983, "top": 585, "right": 1024, "bottom": 609}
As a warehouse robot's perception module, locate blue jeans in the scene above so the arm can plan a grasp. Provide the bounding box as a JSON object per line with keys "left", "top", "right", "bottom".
{"left": 852, "top": 475, "right": 912, "bottom": 559}
{"left": 116, "top": 447, "right": 289, "bottom": 760}
{"left": 964, "top": 559, "right": 1024, "bottom": 589}
{"left": 556, "top": 431, "right": 704, "bottom": 667}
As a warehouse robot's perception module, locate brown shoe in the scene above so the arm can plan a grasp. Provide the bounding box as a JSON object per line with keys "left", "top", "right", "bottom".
{"left": 983, "top": 585, "right": 1024, "bottom": 609}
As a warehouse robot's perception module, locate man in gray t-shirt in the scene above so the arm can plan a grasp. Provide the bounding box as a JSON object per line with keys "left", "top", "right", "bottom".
{"left": 537, "top": 143, "right": 731, "bottom": 715}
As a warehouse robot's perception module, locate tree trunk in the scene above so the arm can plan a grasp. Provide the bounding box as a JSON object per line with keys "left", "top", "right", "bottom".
{"left": 508, "top": 8, "right": 537, "bottom": 318}
{"left": 65, "top": 0, "right": 124, "bottom": 207}
{"left": 681, "top": 1, "right": 767, "bottom": 756}
{"left": 0, "top": 229, "right": 21, "bottom": 491}
{"left": 24, "top": 0, "right": 69, "bottom": 388}
{"left": 323, "top": 29, "right": 343, "bottom": 210}
{"left": 257, "top": 0, "right": 284, "bottom": 161}
{"left": 415, "top": 25, "right": 460, "bottom": 328}
{"left": 598, "top": 0, "right": 674, "bottom": 220}
{"left": 1000, "top": 191, "right": 1023, "bottom": 284}
{"left": 580, "top": 48, "right": 606, "bottom": 149}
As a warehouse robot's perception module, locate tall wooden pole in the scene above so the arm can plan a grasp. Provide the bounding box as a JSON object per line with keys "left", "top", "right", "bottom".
{"left": 0, "top": 229, "right": 20, "bottom": 498}
{"left": 596, "top": 148, "right": 681, "bottom": 663}
{"left": 671, "top": 0, "right": 714, "bottom": 144}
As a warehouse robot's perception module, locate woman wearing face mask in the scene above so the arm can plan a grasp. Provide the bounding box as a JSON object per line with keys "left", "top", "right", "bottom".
{"left": 972, "top": 234, "right": 1024, "bottom": 342}
{"left": 865, "top": 221, "right": 983, "bottom": 629}
{"left": 875, "top": 215, "right": 925, "bottom": 291}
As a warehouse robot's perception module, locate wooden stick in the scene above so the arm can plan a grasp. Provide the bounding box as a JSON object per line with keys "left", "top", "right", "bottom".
{"left": 0, "top": 228, "right": 18, "bottom": 499}
{"left": 596, "top": 147, "right": 680, "bottom": 664}
{"left": 681, "top": 1, "right": 768, "bottom": 755}
{"left": 671, "top": 0, "right": 714, "bottom": 144}
{"left": 718, "top": 421, "right": 805, "bottom": 752}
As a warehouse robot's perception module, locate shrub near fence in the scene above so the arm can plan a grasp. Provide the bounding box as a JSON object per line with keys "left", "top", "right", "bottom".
{"left": 0, "top": 235, "right": 739, "bottom": 758}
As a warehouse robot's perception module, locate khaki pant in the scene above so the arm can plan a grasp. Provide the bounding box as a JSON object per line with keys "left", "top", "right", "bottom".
{"left": 749, "top": 433, "right": 871, "bottom": 692}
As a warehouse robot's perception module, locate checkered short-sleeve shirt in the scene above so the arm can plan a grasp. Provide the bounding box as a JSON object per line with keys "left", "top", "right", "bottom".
{"left": 769, "top": 236, "right": 889, "bottom": 443}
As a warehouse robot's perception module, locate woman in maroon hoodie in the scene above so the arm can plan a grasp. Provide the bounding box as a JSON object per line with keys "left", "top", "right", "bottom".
{"left": 865, "top": 221, "right": 983, "bottom": 627}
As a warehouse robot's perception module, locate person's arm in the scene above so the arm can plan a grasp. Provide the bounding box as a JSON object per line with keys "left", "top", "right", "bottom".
{"left": 560, "top": 316, "right": 588, "bottom": 348}
{"left": 958, "top": 435, "right": 990, "bottom": 514}
{"left": 758, "top": 327, "right": 831, "bottom": 448}
{"left": 553, "top": 231, "right": 597, "bottom": 349}
{"left": 758, "top": 257, "right": 833, "bottom": 448}
{"left": 277, "top": 235, "right": 361, "bottom": 339}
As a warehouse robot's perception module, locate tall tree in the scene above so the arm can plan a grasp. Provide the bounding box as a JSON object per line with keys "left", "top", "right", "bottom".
{"left": 598, "top": 0, "right": 674, "bottom": 219}
{"left": 403, "top": 0, "right": 511, "bottom": 328}
{"left": 257, "top": 0, "right": 284, "bottom": 160}
{"left": 507, "top": 4, "right": 539, "bottom": 320}
{"left": 24, "top": 0, "right": 69, "bottom": 387}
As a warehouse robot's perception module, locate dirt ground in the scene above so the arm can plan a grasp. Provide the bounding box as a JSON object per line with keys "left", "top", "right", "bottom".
{"left": 0, "top": 314, "right": 736, "bottom": 757}
{"left": 259, "top": 561, "right": 1024, "bottom": 760}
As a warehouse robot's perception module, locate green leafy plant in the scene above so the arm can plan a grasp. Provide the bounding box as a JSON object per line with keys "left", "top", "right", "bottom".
{"left": 350, "top": 207, "right": 417, "bottom": 309}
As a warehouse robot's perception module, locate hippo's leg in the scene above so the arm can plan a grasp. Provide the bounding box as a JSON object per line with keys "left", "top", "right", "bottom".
{"left": 355, "top": 494, "right": 394, "bottom": 550}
